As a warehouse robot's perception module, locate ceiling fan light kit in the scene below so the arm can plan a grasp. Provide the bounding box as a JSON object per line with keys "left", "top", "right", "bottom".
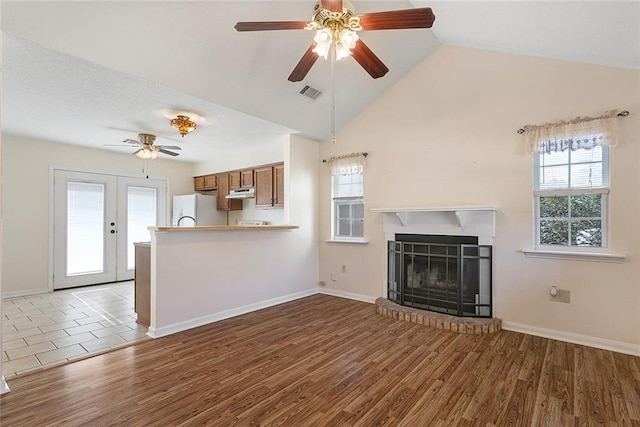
{"left": 135, "top": 147, "right": 159, "bottom": 160}
{"left": 170, "top": 115, "right": 197, "bottom": 137}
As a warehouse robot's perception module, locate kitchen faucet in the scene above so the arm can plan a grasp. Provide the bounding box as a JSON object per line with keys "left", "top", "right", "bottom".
{"left": 176, "top": 215, "right": 196, "bottom": 226}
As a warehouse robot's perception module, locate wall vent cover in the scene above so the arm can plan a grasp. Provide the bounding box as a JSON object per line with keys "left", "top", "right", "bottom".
{"left": 299, "top": 85, "right": 322, "bottom": 100}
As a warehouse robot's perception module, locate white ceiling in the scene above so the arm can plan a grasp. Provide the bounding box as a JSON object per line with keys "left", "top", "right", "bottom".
{"left": 2, "top": 1, "right": 639, "bottom": 163}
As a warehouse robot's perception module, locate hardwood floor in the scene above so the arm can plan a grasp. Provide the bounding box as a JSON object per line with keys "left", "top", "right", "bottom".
{"left": 1, "top": 294, "right": 638, "bottom": 426}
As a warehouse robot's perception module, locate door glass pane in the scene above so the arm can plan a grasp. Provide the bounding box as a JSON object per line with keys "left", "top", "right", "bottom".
{"left": 67, "top": 182, "right": 104, "bottom": 275}
{"left": 127, "top": 186, "right": 157, "bottom": 269}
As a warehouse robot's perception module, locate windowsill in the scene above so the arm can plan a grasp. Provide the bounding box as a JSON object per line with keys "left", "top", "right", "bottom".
{"left": 522, "top": 248, "right": 625, "bottom": 263}
{"left": 326, "top": 239, "right": 369, "bottom": 245}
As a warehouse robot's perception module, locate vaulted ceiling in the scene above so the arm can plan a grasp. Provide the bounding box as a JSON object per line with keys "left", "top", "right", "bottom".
{"left": 2, "top": 1, "right": 638, "bottom": 162}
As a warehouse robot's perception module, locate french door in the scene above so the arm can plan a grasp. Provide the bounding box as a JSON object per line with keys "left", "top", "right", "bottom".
{"left": 53, "top": 170, "right": 167, "bottom": 289}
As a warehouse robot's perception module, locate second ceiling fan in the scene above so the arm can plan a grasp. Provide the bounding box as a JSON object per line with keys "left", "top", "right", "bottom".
{"left": 235, "top": 0, "right": 435, "bottom": 82}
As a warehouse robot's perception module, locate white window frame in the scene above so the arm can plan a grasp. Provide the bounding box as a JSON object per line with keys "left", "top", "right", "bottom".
{"left": 330, "top": 172, "right": 366, "bottom": 243}
{"left": 533, "top": 144, "right": 610, "bottom": 251}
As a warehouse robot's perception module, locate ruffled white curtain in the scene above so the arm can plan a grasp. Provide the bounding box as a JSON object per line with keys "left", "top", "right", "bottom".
{"left": 326, "top": 152, "right": 366, "bottom": 175}
{"left": 523, "top": 110, "right": 620, "bottom": 153}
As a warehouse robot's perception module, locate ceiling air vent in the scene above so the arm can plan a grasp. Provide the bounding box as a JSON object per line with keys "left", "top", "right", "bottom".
{"left": 299, "top": 84, "right": 322, "bottom": 100}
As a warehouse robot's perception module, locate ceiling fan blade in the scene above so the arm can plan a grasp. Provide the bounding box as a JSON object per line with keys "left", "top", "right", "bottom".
{"left": 288, "top": 44, "right": 320, "bottom": 82}
{"left": 132, "top": 148, "right": 142, "bottom": 155}
{"left": 157, "top": 148, "right": 180, "bottom": 157}
{"left": 234, "top": 21, "right": 308, "bottom": 32}
{"left": 321, "top": 0, "right": 343, "bottom": 13}
{"left": 123, "top": 139, "right": 140, "bottom": 145}
{"left": 350, "top": 39, "right": 389, "bottom": 79}
{"left": 358, "top": 7, "right": 435, "bottom": 31}
{"left": 156, "top": 145, "right": 182, "bottom": 150}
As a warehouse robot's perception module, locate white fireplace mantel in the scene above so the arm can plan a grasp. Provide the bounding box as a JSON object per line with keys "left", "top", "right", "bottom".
{"left": 371, "top": 206, "right": 497, "bottom": 245}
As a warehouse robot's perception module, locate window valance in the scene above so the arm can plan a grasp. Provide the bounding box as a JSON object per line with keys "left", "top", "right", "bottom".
{"left": 323, "top": 152, "right": 368, "bottom": 176}
{"left": 520, "top": 110, "right": 627, "bottom": 153}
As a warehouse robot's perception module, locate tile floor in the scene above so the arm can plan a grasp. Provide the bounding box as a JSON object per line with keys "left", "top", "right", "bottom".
{"left": 2, "top": 281, "right": 148, "bottom": 378}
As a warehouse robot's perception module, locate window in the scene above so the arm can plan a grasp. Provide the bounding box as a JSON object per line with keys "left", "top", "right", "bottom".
{"left": 534, "top": 136, "right": 609, "bottom": 248}
{"left": 330, "top": 159, "right": 364, "bottom": 241}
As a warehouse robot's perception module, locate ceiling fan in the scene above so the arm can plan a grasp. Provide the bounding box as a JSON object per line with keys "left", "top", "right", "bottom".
{"left": 118, "top": 133, "right": 181, "bottom": 160}
{"left": 235, "top": 0, "right": 435, "bottom": 82}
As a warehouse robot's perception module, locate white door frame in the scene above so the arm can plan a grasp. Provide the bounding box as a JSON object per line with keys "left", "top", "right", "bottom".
{"left": 48, "top": 166, "right": 169, "bottom": 291}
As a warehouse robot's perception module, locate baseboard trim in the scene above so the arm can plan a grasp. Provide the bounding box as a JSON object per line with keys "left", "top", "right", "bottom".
{"left": 502, "top": 321, "right": 640, "bottom": 356}
{"left": 2, "top": 288, "right": 49, "bottom": 299}
{"left": 318, "top": 288, "right": 376, "bottom": 304}
{"left": 1, "top": 376, "right": 10, "bottom": 395}
{"left": 148, "top": 288, "right": 319, "bottom": 338}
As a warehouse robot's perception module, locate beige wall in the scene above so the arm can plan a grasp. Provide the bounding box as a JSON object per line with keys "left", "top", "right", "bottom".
{"left": 318, "top": 45, "right": 640, "bottom": 348}
{"left": 1, "top": 135, "right": 196, "bottom": 296}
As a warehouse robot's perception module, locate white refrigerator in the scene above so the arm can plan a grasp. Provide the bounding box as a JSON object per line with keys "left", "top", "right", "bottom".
{"left": 172, "top": 194, "right": 226, "bottom": 227}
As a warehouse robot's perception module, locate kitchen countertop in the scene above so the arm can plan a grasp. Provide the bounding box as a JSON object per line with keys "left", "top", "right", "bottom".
{"left": 151, "top": 225, "right": 299, "bottom": 232}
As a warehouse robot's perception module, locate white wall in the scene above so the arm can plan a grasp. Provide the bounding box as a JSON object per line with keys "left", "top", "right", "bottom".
{"left": 150, "top": 134, "right": 319, "bottom": 335}
{"left": 0, "top": 28, "right": 9, "bottom": 394}
{"left": 1, "top": 135, "right": 196, "bottom": 296}
{"left": 193, "top": 138, "right": 285, "bottom": 175}
{"left": 318, "top": 45, "right": 640, "bottom": 351}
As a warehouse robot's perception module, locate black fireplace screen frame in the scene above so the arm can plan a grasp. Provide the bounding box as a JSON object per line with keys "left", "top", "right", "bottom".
{"left": 387, "top": 240, "right": 493, "bottom": 318}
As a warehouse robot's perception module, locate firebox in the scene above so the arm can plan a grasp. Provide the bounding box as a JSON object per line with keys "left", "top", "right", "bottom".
{"left": 387, "top": 234, "right": 493, "bottom": 318}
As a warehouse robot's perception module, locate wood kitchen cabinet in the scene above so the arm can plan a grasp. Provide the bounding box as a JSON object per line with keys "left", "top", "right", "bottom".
{"left": 216, "top": 173, "right": 243, "bottom": 211}
{"left": 204, "top": 175, "right": 217, "bottom": 190}
{"left": 229, "top": 171, "right": 241, "bottom": 190}
{"left": 194, "top": 176, "right": 206, "bottom": 191}
{"left": 241, "top": 169, "right": 254, "bottom": 188}
{"left": 194, "top": 174, "right": 217, "bottom": 191}
{"left": 274, "top": 163, "right": 284, "bottom": 207}
{"left": 255, "top": 163, "right": 284, "bottom": 208}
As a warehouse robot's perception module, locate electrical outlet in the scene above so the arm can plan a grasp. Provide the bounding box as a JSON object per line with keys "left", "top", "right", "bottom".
{"left": 331, "top": 273, "right": 337, "bottom": 282}
{"left": 318, "top": 281, "right": 326, "bottom": 287}
{"left": 550, "top": 287, "right": 570, "bottom": 303}
{"left": 558, "top": 289, "right": 570, "bottom": 303}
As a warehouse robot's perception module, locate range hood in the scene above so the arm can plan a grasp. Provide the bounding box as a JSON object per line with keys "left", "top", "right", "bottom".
{"left": 226, "top": 188, "right": 255, "bottom": 199}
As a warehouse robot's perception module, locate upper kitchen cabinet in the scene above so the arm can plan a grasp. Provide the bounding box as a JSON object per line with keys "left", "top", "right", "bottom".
{"left": 274, "top": 164, "right": 284, "bottom": 208}
{"left": 194, "top": 176, "right": 205, "bottom": 191}
{"left": 216, "top": 173, "right": 243, "bottom": 211}
{"left": 255, "top": 163, "right": 284, "bottom": 208}
{"left": 194, "top": 174, "right": 217, "bottom": 191}
{"left": 229, "top": 171, "right": 241, "bottom": 190}
{"left": 241, "top": 169, "right": 254, "bottom": 188}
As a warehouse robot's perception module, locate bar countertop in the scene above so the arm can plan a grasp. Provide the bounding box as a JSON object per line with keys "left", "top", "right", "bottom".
{"left": 151, "top": 225, "right": 299, "bottom": 232}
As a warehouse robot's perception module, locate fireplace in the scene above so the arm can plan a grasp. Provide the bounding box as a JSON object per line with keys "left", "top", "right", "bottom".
{"left": 387, "top": 234, "right": 493, "bottom": 318}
